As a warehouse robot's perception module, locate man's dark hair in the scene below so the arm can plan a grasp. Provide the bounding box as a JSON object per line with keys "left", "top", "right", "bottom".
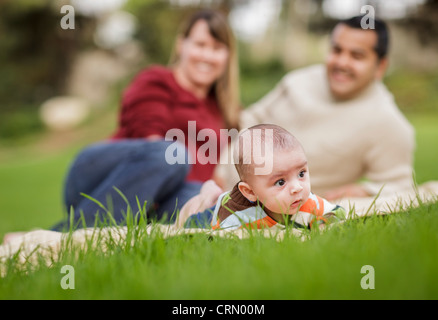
{"left": 337, "top": 15, "right": 389, "bottom": 60}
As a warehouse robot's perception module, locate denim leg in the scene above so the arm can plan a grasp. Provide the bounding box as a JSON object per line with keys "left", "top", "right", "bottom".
{"left": 184, "top": 206, "right": 215, "bottom": 228}
{"left": 52, "top": 140, "right": 190, "bottom": 230}
{"left": 156, "top": 181, "right": 203, "bottom": 223}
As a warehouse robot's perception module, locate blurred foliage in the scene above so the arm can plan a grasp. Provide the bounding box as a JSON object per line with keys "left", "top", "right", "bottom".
{"left": 403, "top": 0, "right": 438, "bottom": 48}
{"left": 123, "top": 0, "right": 187, "bottom": 65}
{"left": 238, "top": 51, "right": 287, "bottom": 106}
{"left": 0, "top": 0, "right": 94, "bottom": 139}
{"left": 385, "top": 71, "right": 438, "bottom": 114}
{"left": 0, "top": 109, "right": 44, "bottom": 141}
{"left": 0, "top": 1, "right": 57, "bottom": 109}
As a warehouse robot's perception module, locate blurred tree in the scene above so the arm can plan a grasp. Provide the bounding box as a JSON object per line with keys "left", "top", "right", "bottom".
{"left": 0, "top": 0, "right": 94, "bottom": 138}
{"left": 404, "top": 0, "right": 438, "bottom": 48}
{"left": 124, "top": 0, "right": 186, "bottom": 65}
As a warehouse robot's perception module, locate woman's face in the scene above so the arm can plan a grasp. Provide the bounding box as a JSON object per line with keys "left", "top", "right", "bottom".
{"left": 177, "top": 19, "right": 229, "bottom": 95}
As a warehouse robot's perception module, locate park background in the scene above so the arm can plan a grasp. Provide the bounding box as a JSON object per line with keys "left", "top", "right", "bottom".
{"left": 0, "top": 0, "right": 438, "bottom": 300}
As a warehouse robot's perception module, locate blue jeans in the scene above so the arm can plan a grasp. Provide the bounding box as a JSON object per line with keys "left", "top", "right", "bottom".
{"left": 51, "top": 140, "right": 202, "bottom": 231}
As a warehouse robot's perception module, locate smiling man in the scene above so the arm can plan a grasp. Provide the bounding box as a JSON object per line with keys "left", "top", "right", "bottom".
{"left": 326, "top": 18, "right": 388, "bottom": 101}
{"left": 215, "top": 15, "right": 415, "bottom": 201}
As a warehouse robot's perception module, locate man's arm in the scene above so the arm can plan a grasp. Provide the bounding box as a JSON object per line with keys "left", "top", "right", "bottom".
{"left": 324, "top": 112, "right": 415, "bottom": 200}
{"left": 362, "top": 113, "right": 415, "bottom": 196}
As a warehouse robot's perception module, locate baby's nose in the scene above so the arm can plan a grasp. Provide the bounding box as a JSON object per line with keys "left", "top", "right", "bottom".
{"left": 290, "top": 181, "right": 303, "bottom": 194}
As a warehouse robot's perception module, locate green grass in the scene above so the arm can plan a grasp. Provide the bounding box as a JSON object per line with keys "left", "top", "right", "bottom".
{"left": 0, "top": 150, "right": 75, "bottom": 236}
{"left": 409, "top": 113, "right": 438, "bottom": 184}
{"left": 1, "top": 202, "right": 437, "bottom": 299}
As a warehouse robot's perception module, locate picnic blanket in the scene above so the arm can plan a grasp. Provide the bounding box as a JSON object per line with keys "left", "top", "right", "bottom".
{"left": 339, "top": 180, "right": 438, "bottom": 218}
{"left": 1, "top": 181, "right": 438, "bottom": 276}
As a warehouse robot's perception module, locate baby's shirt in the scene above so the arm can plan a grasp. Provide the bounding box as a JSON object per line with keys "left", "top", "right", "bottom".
{"left": 185, "top": 183, "right": 346, "bottom": 230}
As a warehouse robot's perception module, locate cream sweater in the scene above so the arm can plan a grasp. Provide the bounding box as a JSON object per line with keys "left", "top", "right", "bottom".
{"left": 216, "top": 64, "right": 415, "bottom": 196}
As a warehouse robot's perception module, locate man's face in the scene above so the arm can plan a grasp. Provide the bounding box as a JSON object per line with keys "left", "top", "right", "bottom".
{"left": 326, "top": 24, "right": 387, "bottom": 101}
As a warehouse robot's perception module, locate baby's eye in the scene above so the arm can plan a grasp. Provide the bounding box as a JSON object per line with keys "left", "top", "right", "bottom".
{"left": 299, "top": 170, "right": 306, "bottom": 178}
{"left": 274, "top": 179, "right": 286, "bottom": 187}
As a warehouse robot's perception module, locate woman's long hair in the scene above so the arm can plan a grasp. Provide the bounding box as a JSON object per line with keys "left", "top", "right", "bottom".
{"left": 169, "top": 9, "right": 241, "bottom": 130}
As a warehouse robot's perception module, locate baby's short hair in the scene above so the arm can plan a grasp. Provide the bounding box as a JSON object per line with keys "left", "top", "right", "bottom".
{"left": 233, "top": 124, "right": 301, "bottom": 180}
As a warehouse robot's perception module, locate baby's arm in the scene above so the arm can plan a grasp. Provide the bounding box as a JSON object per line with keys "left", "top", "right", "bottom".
{"left": 309, "top": 205, "right": 346, "bottom": 230}
{"left": 175, "top": 180, "right": 223, "bottom": 229}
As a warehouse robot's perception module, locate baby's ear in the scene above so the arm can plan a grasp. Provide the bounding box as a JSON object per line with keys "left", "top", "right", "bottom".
{"left": 238, "top": 182, "right": 257, "bottom": 202}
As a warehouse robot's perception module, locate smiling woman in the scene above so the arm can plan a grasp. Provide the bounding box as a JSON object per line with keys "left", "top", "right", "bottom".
{"left": 173, "top": 19, "right": 229, "bottom": 99}
{"left": 170, "top": 10, "right": 240, "bottom": 129}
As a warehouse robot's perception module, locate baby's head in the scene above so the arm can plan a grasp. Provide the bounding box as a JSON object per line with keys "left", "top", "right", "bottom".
{"left": 234, "top": 124, "right": 311, "bottom": 221}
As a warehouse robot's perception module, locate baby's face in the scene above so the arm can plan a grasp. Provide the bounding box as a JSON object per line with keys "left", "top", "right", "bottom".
{"left": 247, "top": 147, "right": 311, "bottom": 218}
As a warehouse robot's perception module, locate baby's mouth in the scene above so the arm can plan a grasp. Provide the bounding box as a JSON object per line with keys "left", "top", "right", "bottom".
{"left": 290, "top": 199, "right": 301, "bottom": 209}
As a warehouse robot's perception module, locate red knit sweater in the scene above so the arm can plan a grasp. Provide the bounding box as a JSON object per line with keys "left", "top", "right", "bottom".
{"left": 111, "top": 65, "right": 226, "bottom": 182}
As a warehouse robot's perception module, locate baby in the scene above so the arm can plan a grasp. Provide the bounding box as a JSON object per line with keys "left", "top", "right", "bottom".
{"left": 176, "top": 124, "right": 345, "bottom": 230}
